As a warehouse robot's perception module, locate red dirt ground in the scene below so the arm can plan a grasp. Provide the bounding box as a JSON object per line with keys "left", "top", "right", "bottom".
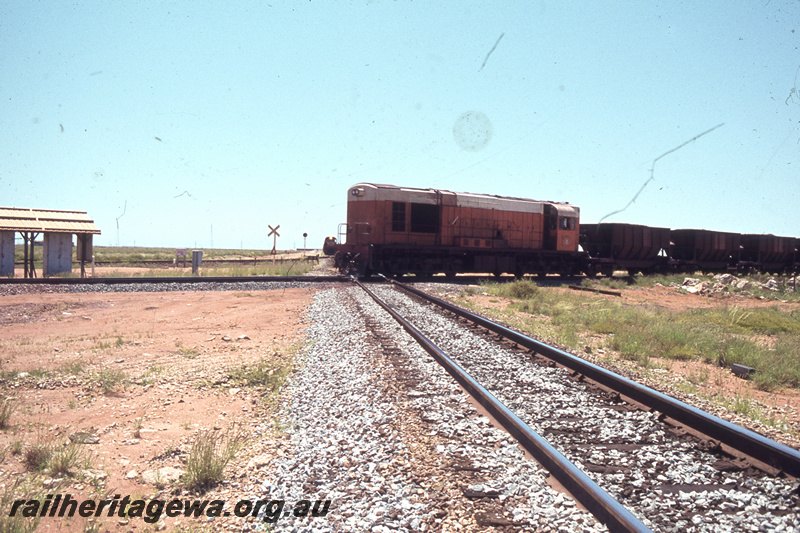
{"left": 0, "top": 286, "right": 313, "bottom": 531}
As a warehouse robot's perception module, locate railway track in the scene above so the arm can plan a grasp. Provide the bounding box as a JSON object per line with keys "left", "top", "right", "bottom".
{"left": 356, "top": 280, "right": 648, "bottom": 532}
{"left": 271, "top": 283, "right": 609, "bottom": 531}
{"left": 354, "top": 279, "right": 800, "bottom": 532}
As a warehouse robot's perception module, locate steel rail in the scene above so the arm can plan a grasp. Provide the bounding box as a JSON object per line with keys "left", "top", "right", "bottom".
{"left": 391, "top": 280, "right": 800, "bottom": 478}
{"left": 0, "top": 275, "right": 346, "bottom": 285}
{"left": 355, "top": 280, "right": 652, "bottom": 533}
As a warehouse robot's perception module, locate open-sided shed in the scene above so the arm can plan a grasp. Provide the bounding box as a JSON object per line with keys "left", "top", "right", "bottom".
{"left": 0, "top": 207, "right": 101, "bottom": 277}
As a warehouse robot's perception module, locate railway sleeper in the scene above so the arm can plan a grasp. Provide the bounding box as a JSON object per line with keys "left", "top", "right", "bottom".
{"left": 655, "top": 413, "right": 785, "bottom": 477}
{"left": 584, "top": 463, "right": 632, "bottom": 474}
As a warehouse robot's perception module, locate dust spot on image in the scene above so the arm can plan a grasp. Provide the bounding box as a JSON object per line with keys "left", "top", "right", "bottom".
{"left": 453, "top": 111, "right": 493, "bottom": 152}
{"left": 92, "top": 169, "right": 104, "bottom": 183}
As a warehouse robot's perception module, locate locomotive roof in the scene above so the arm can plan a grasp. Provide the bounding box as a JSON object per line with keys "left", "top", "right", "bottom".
{"left": 349, "top": 183, "right": 579, "bottom": 217}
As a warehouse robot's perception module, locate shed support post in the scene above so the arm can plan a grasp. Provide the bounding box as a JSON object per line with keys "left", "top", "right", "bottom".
{"left": 22, "top": 232, "right": 38, "bottom": 278}
{"left": 22, "top": 232, "right": 28, "bottom": 278}
{"left": 30, "top": 231, "right": 39, "bottom": 278}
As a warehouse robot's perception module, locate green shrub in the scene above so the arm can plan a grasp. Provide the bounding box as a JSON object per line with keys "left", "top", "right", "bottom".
{"left": 495, "top": 280, "right": 540, "bottom": 299}
{"left": 49, "top": 441, "right": 89, "bottom": 477}
{"left": 228, "top": 358, "right": 290, "bottom": 391}
{"left": 95, "top": 369, "right": 128, "bottom": 394}
{"left": 184, "top": 426, "right": 248, "bottom": 491}
{"left": 23, "top": 443, "right": 52, "bottom": 472}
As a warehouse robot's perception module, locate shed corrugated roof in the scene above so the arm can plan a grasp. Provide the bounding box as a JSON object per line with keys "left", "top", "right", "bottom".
{"left": 0, "top": 207, "right": 101, "bottom": 234}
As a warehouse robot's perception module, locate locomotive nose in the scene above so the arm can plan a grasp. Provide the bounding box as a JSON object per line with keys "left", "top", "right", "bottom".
{"left": 323, "top": 237, "right": 338, "bottom": 256}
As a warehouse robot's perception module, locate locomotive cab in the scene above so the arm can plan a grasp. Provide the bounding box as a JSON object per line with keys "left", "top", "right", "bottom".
{"left": 544, "top": 204, "right": 579, "bottom": 252}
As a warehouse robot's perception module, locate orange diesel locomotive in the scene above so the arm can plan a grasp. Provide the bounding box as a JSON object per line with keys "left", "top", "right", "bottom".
{"left": 329, "top": 183, "right": 582, "bottom": 277}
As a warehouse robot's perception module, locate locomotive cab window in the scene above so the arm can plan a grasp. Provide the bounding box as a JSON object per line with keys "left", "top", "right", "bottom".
{"left": 391, "top": 202, "right": 406, "bottom": 232}
{"left": 410, "top": 203, "right": 439, "bottom": 233}
{"left": 559, "top": 217, "right": 575, "bottom": 230}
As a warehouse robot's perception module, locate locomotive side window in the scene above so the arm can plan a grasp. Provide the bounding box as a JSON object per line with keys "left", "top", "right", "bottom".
{"left": 391, "top": 202, "right": 406, "bottom": 232}
{"left": 410, "top": 203, "right": 439, "bottom": 233}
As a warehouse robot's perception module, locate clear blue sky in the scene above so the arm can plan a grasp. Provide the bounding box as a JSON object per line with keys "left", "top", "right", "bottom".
{"left": 2, "top": 1, "right": 798, "bottom": 249}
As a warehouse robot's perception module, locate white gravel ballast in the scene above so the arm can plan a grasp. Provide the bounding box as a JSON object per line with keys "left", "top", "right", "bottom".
{"left": 253, "top": 286, "right": 604, "bottom": 532}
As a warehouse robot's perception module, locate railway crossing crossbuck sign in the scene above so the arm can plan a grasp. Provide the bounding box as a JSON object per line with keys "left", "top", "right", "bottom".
{"left": 268, "top": 225, "right": 280, "bottom": 262}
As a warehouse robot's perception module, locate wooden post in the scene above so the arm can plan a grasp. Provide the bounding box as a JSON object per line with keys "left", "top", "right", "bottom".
{"left": 23, "top": 232, "right": 38, "bottom": 278}
{"left": 23, "top": 232, "right": 28, "bottom": 278}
